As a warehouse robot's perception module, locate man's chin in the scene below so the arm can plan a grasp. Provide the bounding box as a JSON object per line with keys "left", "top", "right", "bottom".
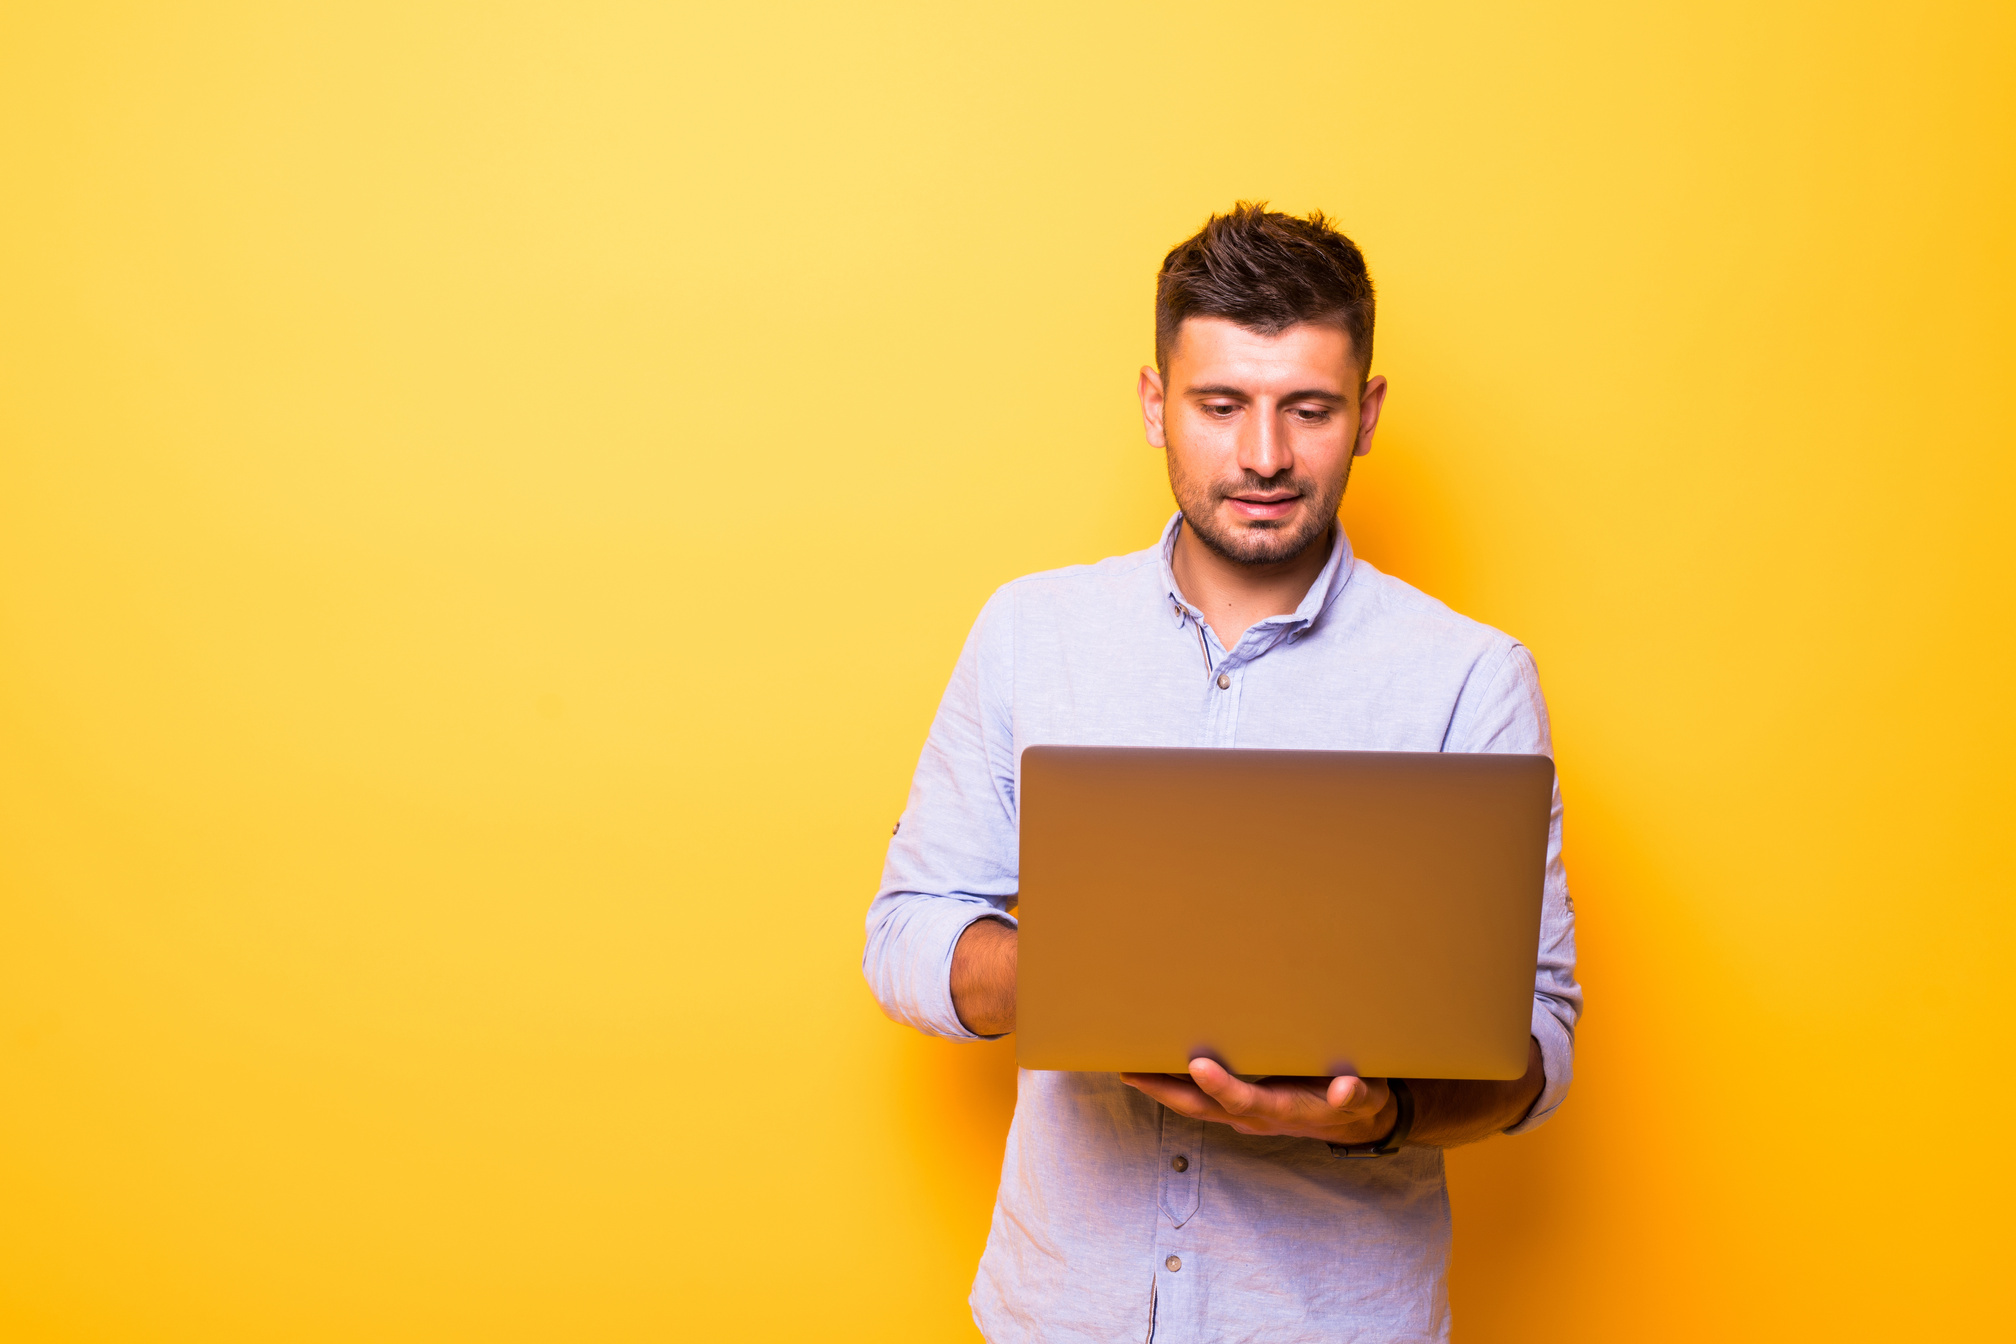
{"left": 1188, "top": 511, "right": 1330, "bottom": 567}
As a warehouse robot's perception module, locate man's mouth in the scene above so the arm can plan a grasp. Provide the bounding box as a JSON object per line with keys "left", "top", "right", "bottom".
{"left": 1225, "top": 491, "right": 1302, "bottom": 522}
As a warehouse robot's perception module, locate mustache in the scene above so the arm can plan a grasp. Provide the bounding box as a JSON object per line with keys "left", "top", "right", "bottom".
{"left": 1213, "top": 470, "right": 1308, "bottom": 497}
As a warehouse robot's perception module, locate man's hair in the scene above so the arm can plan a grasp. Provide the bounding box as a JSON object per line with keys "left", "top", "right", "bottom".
{"left": 1154, "top": 202, "right": 1376, "bottom": 381}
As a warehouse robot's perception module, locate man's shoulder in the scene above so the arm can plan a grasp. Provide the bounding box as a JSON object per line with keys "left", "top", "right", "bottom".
{"left": 984, "top": 541, "right": 1164, "bottom": 614}
{"left": 1338, "top": 557, "right": 1524, "bottom": 663}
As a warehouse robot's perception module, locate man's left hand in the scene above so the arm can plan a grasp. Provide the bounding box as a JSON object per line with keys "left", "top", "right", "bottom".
{"left": 1120, "top": 1059, "right": 1397, "bottom": 1146}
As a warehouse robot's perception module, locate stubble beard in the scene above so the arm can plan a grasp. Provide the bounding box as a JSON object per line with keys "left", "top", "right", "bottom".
{"left": 1173, "top": 454, "right": 1352, "bottom": 568}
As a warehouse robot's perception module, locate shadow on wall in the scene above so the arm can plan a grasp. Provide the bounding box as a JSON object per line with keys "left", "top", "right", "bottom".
{"left": 895, "top": 1030, "right": 1020, "bottom": 1246}
{"left": 1444, "top": 787, "right": 1709, "bottom": 1339}
{"left": 1339, "top": 427, "right": 1466, "bottom": 602}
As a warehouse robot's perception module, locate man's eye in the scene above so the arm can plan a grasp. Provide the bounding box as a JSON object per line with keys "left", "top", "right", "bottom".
{"left": 1293, "top": 408, "right": 1331, "bottom": 423}
{"left": 1204, "top": 403, "right": 1239, "bottom": 417}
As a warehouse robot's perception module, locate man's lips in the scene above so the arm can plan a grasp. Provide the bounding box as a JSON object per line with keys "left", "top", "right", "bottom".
{"left": 1225, "top": 492, "right": 1302, "bottom": 521}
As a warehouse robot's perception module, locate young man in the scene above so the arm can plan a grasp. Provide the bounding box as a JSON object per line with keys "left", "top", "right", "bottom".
{"left": 863, "top": 204, "right": 1581, "bottom": 1343}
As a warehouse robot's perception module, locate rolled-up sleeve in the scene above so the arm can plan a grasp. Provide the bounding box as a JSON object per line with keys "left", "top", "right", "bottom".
{"left": 863, "top": 586, "right": 1022, "bottom": 1041}
{"left": 1446, "top": 641, "right": 1583, "bottom": 1133}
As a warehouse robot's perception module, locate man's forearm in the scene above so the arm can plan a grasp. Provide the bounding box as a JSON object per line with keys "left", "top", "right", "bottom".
{"left": 951, "top": 917, "right": 1017, "bottom": 1035}
{"left": 1403, "top": 1036, "right": 1546, "bottom": 1147}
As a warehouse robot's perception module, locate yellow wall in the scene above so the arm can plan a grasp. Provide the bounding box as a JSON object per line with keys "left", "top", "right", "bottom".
{"left": 3, "top": 2, "right": 2011, "bottom": 1339}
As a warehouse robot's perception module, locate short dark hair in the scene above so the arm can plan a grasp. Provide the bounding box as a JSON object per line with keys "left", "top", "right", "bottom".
{"left": 1154, "top": 202, "right": 1376, "bottom": 381}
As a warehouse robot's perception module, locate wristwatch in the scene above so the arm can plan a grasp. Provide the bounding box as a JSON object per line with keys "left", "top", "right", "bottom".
{"left": 1327, "top": 1078, "right": 1414, "bottom": 1158}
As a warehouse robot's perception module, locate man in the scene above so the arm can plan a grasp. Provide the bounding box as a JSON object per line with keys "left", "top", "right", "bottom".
{"left": 863, "top": 203, "right": 1581, "bottom": 1343}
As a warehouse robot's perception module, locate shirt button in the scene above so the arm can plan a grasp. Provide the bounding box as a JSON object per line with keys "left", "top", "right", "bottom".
{"left": 1216, "top": 673, "right": 1230, "bottom": 689}
{"left": 1171, "top": 1155, "right": 1188, "bottom": 1172}
{"left": 1165, "top": 1255, "right": 1182, "bottom": 1273}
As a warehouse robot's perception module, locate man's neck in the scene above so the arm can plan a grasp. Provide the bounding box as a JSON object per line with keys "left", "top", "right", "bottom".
{"left": 1169, "top": 519, "right": 1335, "bottom": 653}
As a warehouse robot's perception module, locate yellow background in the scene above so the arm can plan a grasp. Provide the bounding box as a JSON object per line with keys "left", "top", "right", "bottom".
{"left": 3, "top": 2, "right": 2012, "bottom": 1339}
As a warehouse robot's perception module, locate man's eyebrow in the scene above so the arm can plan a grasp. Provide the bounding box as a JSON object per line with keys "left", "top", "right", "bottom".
{"left": 1184, "top": 384, "right": 1346, "bottom": 403}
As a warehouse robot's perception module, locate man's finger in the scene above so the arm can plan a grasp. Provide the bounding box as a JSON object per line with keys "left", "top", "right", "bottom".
{"left": 1326, "top": 1075, "right": 1390, "bottom": 1117}
{"left": 1327, "top": 1075, "right": 1369, "bottom": 1111}
{"left": 1186, "top": 1058, "right": 1264, "bottom": 1116}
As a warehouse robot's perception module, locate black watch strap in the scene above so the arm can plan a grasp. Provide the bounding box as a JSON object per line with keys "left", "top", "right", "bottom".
{"left": 1327, "top": 1078, "right": 1414, "bottom": 1159}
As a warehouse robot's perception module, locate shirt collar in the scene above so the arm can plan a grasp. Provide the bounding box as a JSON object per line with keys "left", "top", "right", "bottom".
{"left": 1157, "top": 510, "right": 1357, "bottom": 634}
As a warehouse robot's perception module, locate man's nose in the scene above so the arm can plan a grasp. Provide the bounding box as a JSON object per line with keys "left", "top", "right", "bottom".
{"left": 1238, "top": 406, "right": 1291, "bottom": 479}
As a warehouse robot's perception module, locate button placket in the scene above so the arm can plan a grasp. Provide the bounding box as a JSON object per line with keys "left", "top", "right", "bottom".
{"left": 1151, "top": 1106, "right": 1205, "bottom": 1337}
{"left": 1157, "top": 1111, "right": 1203, "bottom": 1226}
{"left": 1204, "top": 656, "right": 1242, "bottom": 747}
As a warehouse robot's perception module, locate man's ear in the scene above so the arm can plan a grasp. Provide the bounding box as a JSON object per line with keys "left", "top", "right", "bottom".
{"left": 1353, "top": 374, "right": 1389, "bottom": 457}
{"left": 1139, "top": 364, "right": 1169, "bottom": 449}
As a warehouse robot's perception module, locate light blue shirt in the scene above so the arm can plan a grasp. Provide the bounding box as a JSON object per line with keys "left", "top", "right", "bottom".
{"left": 864, "top": 514, "right": 1581, "bottom": 1344}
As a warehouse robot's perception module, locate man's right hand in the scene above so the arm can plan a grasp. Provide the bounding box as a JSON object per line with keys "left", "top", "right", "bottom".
{"left": 951, "top": 917, "right": 1017, "bottom": 1035}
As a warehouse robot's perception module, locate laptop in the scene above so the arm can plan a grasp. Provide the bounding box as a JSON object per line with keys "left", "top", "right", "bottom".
{"left": 1014, "top": 746, "right": 1553, "bottom": 1080}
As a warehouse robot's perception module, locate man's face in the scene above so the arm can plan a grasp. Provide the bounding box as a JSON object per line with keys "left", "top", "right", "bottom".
{"left": 1139, "top": 317, "right": 1387, "bottom": 566}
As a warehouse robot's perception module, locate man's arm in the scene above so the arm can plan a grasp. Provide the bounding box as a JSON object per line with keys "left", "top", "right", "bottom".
{"left": 862, "top": 588, "right": 1023, "bottom": 1040}
{"left": 950, "top": 917, "right": 1017, "bottom": 1036}
{"left": 1119, "top": 1036, "right": 1545, "bottom": 1149}
{"left": 1406, "top": 1037, "right": 1545, "bottom": 1145}
{"left": 1445, "top": 642, "right": 1582, "bottom": 1133}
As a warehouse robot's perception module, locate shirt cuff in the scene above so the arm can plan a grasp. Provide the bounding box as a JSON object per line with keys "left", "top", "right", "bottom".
{"left": 1504, "top": 1000, "right": 1574, "bottom": 1135}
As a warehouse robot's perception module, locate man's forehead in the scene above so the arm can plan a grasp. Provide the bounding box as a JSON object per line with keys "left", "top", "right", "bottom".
{"left": 1168, "top": 317, "right": 1358, "bottom": 388}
